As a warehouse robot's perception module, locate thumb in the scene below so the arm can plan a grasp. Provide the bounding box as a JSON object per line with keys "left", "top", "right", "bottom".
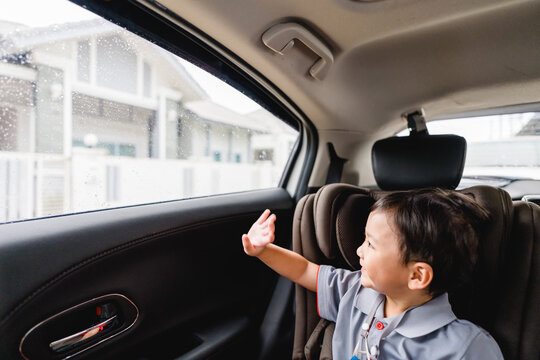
{"left": 242, "top": 234, "right": 255, "bottom": 251}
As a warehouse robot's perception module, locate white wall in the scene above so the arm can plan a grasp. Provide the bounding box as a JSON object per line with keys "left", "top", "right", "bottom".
{"left": 0, "top": 150, "right": 280, "bottom": 222}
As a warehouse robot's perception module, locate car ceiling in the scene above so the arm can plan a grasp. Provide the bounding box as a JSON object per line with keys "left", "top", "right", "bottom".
{"left": 145, "top": 0, "right": 540, "bottom": 136}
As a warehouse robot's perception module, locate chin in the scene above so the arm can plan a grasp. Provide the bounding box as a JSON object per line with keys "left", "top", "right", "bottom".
{"left": 360, "top": 277, "right": 373, "bottom": 289}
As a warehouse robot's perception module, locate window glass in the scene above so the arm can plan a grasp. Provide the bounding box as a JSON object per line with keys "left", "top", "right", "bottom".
{"left": 143, "top": 61, "right": 152, "bottom": 98}
{"left": 96, "top": 35, "right": 137, "bottom": 93}
{"left": 77, "top": 40, "right": 90, "bottom": 82}
{"left": 398, "top": 111, "right": 540, "bottom": 187}
{"left": 0, "top": 0, "right": 298, "bottom": 223}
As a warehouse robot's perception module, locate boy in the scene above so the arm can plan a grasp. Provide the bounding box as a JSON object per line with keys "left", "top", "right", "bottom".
{"left": 242, "top": 188, "right": 504, "bottom": 359}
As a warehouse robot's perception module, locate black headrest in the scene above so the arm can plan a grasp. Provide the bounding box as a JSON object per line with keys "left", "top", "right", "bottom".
{"left": 372, "top": 134, "right": 466, "bottom": 190}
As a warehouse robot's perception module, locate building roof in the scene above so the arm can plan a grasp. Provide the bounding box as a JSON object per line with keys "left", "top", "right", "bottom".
{"left": 517, "top": 117, "right": 540, "bottom": 136}
{"left": 0, "top": 19, "right": 208, "bottom": 99}
{"left": 246, "top": 108, "right": 298, "bottom": 135}
{"left": 0, "top": 19, "right": 294, "bottom": 133}
{"left": 0, "top": 19, "right": 115, "bottom": 56}
{"left": 185, "top": 100, "right": 270, "bottom": 132}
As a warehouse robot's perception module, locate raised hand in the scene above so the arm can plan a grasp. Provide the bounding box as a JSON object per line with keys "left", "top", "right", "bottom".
{"left": 242, "top": 209, "right": 276, "bottom": 257}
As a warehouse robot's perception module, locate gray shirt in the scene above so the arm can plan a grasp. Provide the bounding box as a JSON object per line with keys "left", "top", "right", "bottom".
{"left": 317, "top": 265, "right": 504, "bottom": 359}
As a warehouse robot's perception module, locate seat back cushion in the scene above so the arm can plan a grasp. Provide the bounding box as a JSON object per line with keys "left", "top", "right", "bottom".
{"left": 292, "top": 184, "right": 373, "bottom": 359}
{"left": 493, "top": 201, "right": 540, "bottom": 360}
{"left": 452, "top": 186, "right": 513, "bottom": 329}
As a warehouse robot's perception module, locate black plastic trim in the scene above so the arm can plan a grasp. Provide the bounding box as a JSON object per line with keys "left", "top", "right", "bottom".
{"left": 295, "top": 125, "right": 318, "bottom": 202}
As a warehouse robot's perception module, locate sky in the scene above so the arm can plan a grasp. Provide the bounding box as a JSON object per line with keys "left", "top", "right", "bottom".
{"left": 179, "top": 59, "right": 261, "bottom": 114}
{"left": 0, "top": 0, "right": 98, "bottom": 27}
{"left": 0, "top": 0, "right": 261, "bottom": 114}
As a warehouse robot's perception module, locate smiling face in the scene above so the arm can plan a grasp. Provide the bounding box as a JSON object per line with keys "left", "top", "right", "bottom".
{"left": 357, "top": 210, "right": 411, "bottom": 297}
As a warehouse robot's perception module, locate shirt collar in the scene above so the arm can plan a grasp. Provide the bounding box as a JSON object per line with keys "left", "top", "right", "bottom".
{"left": 354, "top": 285, "right": 382, "bottom": 314}
{"left": 354, "top": 290, "right": 457, "bottom": 338}
{"left": 394, "top": 293, "right": 456, "bottom": 338}
{"left": 354, "top": 286, "right": 382, "bottom": 318}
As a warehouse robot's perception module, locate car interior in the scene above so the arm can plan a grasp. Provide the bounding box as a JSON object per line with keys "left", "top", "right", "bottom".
{"left": 1, "top": 0, "right": 539, "bottom": 359}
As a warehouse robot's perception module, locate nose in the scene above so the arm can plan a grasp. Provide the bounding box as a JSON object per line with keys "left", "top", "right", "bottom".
{"left": 357, "top": 240, "right": 365, "bottom": 259}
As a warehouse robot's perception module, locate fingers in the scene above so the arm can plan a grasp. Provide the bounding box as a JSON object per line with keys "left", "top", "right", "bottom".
{"left": 256, "top": 209, "right": 271, "bottom": 224}
{"left": 245, "top": 211, "right": 276, "bottom": 253}
{"left": 261, "top": 213, "right": 276, "bottom": 229}
{"left": 261, "top": 214, "right": 276, "bottom": 240}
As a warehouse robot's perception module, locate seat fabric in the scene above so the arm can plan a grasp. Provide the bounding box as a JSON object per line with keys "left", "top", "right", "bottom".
{"left": 292, "top": 184, "right": 372, "bottom": 360}
{"left": 492, "top": 200, "right": 540, "bottom": 360}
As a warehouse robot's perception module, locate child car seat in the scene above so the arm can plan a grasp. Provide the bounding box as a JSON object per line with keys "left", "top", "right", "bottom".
{"left": 492, "top": 199, "right": 540, "bottom": 359}
{"left": 292, "top": 184, "right": 374, "bottom": 359}
{"left": 291, "top": 134, "right": 539, "bottom": 360}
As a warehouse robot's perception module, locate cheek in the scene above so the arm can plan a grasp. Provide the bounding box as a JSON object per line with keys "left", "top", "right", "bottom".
{"left": 362, "top": 250, "right": 375, "bottom": 267}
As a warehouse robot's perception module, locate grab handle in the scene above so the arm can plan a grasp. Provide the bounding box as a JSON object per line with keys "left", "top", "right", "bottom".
{"left": 262, "top": 22, "right": 333, "bottom": 80}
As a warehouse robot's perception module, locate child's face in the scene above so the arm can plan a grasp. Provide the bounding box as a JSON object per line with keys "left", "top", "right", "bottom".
{"left": 357, "top": 210, "right": 411, "bottom": 296}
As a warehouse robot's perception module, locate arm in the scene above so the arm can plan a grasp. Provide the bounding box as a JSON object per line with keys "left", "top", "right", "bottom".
{"left": 459, "top": 331, "right": 504, "bottom": 360}
{"left": 242, "top": 209, "right": 319, "bottom": 292}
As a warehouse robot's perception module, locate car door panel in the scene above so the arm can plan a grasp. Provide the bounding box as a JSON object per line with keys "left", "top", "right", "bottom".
{"left": 0, "top": 188, "right": 294, "bottom": 359}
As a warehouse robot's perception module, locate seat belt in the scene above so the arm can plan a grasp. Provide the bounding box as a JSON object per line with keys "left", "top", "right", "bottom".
{"left": 305, "top": 319, "right": 335, "bottom": 360}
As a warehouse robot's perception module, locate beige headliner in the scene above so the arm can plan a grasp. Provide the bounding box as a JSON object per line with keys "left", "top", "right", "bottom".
{"left": 157, "top": 0, "right": 540, "bottom": 136}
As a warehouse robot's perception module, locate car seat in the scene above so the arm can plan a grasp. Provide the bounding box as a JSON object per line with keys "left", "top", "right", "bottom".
{"left": 291, "top": 133, "right": 540, "bottom": 360}
{"left": 493, "top": 199, "right": 540, "bottom": 359}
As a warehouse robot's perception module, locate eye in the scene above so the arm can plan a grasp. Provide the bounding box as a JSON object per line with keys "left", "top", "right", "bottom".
{"left": 367, "top": 241, "right": 374, "bottom": 249}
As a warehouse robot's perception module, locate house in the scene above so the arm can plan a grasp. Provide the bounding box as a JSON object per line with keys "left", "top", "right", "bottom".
{"left": 0, "top": 18, "right": 298, "bottom": 222}
{"left": 0, "top": 19, "right": 281, "bottom": 161}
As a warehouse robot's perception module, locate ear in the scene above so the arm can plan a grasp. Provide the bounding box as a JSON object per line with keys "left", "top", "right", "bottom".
{"left": 407, "top": 262, "right": 433, "bottom": 291}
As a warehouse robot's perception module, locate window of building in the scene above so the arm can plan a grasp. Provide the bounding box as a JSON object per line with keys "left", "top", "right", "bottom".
{"left": 77, "top": 40, "right": 90, "bottom": 83}
{"left": 254, "top": 149, "right": 274, "bottom": 162}
{"left": 0, "top": 107, "right": 17, "bottom": 151}
{"left": 0, "top": 0, "right": 299, "bottom": 223}
{"left": 143, "top": 61, "right": 152, "bottom": 98}
{"left": 96, "top": 35, "right": 137, "bottom": 94}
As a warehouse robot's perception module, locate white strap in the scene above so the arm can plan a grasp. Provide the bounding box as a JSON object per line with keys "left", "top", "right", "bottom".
{"left": 352, "top": 294, "right": 384, "bottom": 359}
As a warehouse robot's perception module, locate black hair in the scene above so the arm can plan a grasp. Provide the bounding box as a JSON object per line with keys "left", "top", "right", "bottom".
{"left": 372, "top": 188, "right": 490, "bottom": 296}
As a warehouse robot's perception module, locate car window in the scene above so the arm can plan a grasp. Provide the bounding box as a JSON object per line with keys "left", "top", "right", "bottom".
{"left": 0, "top": 0, "right": 298, "bottom": 223}
{"left": 398, "top": 111, "right": 540, "bottom": 188}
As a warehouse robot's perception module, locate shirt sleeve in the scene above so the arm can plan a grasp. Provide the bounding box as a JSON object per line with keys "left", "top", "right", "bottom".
{"left": 460, "top": 330, "right": 504, "bottom": 360}
{"left": 317, "top": 264, "right": 362, "bottom": 322}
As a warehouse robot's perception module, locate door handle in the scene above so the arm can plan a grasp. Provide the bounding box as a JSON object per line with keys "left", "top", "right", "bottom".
{"left": 262, "top": 22, "right": 334, "bottom": 80}
{"left": 49, "top": 315, "right": 118, "bottom": 353}
{"left": 20, "top": 294, "right": 139, "bottom": 360}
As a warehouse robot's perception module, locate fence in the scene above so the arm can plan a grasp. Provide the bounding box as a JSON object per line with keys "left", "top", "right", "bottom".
{"left": 0, "top": 149, "right": 278, "bottom": 223}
